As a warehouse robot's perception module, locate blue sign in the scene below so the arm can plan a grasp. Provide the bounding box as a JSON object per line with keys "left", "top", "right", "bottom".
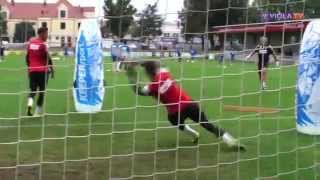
{"left": 74, "top": 19, "right": 105, "bottom": 113}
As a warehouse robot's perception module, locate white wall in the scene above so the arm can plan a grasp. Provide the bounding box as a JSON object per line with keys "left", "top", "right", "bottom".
{"left": 161, "top": 21, "right": 181, "bottom": 36}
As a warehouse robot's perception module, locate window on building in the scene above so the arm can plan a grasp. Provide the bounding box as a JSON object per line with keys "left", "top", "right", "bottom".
{"left": 60, "top": 10, "right": 66, "bottom": 18}
{"left": 56, "top": 36, "right": 59, "bottom": 40}
{"left": 61, "top": 36, "right": 65, "bottom": 47}
{"left": 78, "top": 23, "right": 81, "bottom": 29}
{"left": 60, "top": 22, "right": 66, "bottom": 30}
{"left": 67, "top": 36, "right": 72, "bottom": 47}
{"left": 173, "top": 33, "right": 179, "bottom": 37}
{"left": 41, "top": 22, "right": 47, "bottom": 28}
{"left": 164, "top": 33, "right": 170, "bottom": 37}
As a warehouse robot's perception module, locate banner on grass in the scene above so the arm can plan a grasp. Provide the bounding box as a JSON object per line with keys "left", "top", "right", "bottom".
{"left": 73, "top": 19, "right": 105, "bottom": 113}
{"left": 296, "top": 20, "right": 320, "bottom": 135}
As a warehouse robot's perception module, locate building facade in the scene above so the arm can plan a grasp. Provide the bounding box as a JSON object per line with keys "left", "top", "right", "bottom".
{"left": 0, "top": 0, "right": 95, "bottom": 47}
{"left": 161, "top": 21, "right": 181, "bottom": 38}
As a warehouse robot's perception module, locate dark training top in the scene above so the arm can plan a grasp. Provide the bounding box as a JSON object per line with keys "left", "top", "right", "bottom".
{"left": 255, "top": 45, "right": 275, "bottom": 63}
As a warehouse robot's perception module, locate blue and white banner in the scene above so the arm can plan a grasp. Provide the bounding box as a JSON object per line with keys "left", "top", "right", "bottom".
{"left": 73, "top": 19, "right": 105, "bottom": 113}
{"left": 297, "top": 20, "right": 320, "bottom": 135}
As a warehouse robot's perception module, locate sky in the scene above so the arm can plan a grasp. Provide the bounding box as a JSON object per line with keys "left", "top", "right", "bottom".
{"left": 130, "top": 0, "right": 183, "bottom": 22}
{"left": 12, "top": 0, "right": 184, "bottom": 22}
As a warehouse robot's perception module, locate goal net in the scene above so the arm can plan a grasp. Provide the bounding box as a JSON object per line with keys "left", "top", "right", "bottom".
{"left": 0, "top": 0, "right": 319, "bottom": 180}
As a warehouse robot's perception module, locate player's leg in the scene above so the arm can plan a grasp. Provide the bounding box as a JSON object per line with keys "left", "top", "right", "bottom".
{"left": 112, "top": 56, "right": 117, "bottom": 72}
{"left": 185, "top": 103, "right": 224, "bottom": 137}
{"left": 261, "top": 68, "right": 267, "bottom": 89}
{"left": 258, "top": 59, "right": 263, "bottom": 83}
{"left": 177, "top": 52, "right": 182, "bottom": 62}
{"left": 0, "top": 48, "right": 3, "bottom": 62}
{"left": 116, "top": 58, "right": 122, "bottom": 72}
{"left": 119, "top": 57, "right": 126, "bottom": 70}
{"left": 260, "top": 59, "right": 269, "bottom": 90}
{"left": 186, "top": 103, "right": 245, "bottom": 150}
{"left": 258, "top": 59, "right": 268, "bottom": 89}
{"left": 27, "top": 72, "right": 37, "bottom": 116}
{"left": 35, "top": 72, "right": 47, "bottom": 115}
{"left": 168, "top": 111, "right": 199, "bottom": 143}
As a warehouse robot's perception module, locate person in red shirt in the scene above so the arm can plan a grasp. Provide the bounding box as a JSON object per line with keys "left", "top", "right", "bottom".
{"left": 126, "top": 61, "right": 245, "bottom": 150}
{"left": 26, "top": 27, "right": 54, "bottom": 116}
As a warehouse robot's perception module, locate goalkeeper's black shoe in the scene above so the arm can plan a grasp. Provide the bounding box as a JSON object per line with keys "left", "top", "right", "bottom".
{"left": 27, "top": 106, "right": 33, "bottom": 116}
{"left": 231, "top": 143, "right": 246, "bottom": 152}
{"left": 228, "top": 140, "right": 246, "bottom": 152}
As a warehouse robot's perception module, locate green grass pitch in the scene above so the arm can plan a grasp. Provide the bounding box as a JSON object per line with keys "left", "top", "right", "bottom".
{"left": 0, "top": 54, "right": 319, "bottom": 180}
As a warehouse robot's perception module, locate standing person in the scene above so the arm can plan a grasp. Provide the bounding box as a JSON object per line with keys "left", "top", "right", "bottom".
{"left": 176, "top": 43, "right": 182, "bottom": 62}
{"left": 26, "top": 27, "right": 54, "bottom": 116}
{"left": 118, "top": 39, "right": 130, "bottom": 71}
{"left": 111, "top": 39, "right": 120, "bottom": 72}
{"left": 63, "top": 44, "right": 69, "bottom": 57}
{"left": 126, "top": 61, "right": 246, "bottom": 150}
{"left": 246, "top": 36, "right": 279, "bottom": 90}
{"left": 189, "top": 46, "right": 197, "bottom": 62}
{"left": 0, "top": 40, "right": 5, "bottom": 62}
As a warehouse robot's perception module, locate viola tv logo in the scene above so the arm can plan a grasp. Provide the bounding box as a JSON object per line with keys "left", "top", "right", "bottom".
{"left": 261, "top": 12, "right": 304, "bottom": 22}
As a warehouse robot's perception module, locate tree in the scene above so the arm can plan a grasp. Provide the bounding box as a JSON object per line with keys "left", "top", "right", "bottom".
{"left": 103, "top": 0, "right": 137, "bottom": 38}
{"left": 178, "top": 0, "right": 207, "bottom": 41}
{"left": 14, "top": 22, "right": 35, "bottom": 43}
{"left": 134, "top": 3, "right": 163, "bottom": 38}
{"left": 179, "top": 0, "right": 243, "bottom": 50}
{"left": 305, "top": 0, "right": 320, "bottom": 18}
{"left": 0, "top": 6, "right": 7, "bottom": 36}
{"left": 127, "top": 21, "right": 140, "bottom": 37}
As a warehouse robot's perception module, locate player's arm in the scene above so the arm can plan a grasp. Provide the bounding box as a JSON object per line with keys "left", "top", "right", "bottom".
{"left": 48, "top": 54, "right": 55, "bottom": 78}
{"left": 43, "top": 44, "right": 55, "bottom": 78}
{"left": 269, "top": 45, "right": 279, "bottom": 62}
{"left": 126, "top": 62, "right": 150, "bottom": 96}
{"left": 246, "top": 45, "right": 259, "bottom": 60}
{"left": 26, "top": 43, "right": 30, "bottom": 67}
{"left": 26, "top": 52, "right": 30, "bottom": 67}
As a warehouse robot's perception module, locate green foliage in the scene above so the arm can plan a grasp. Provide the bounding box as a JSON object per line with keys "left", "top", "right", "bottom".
{"left": 305, "top": 0, "right": 320, "bottom": 18}
{"left": 178, "top": 0, "right": 207, "bottom": 40}
{"left": 0, "top": 6, "right": 7, "bottom": 36}
{"left": 179, "top": 0, "right": 247, "bottom": 40}
{"left": 13, "top": 22, "right": 35, "bottom": 43}
{"left": 103, "top": 0, "right": 137, "bottom": 38}
{"left": 133, "top": 3, "right": 163, "bottom": 37}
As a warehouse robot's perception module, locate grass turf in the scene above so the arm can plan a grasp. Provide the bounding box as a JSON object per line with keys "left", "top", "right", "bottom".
{"left": 0, "top": 54, "right": 319, "bottom": 180}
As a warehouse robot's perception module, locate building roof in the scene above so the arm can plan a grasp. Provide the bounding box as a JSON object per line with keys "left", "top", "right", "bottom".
{"left": 212, "top": 21, "right": 309, "bottom": 34}
{"left": 0, "top": 0, "right": 95, "bottom": 20}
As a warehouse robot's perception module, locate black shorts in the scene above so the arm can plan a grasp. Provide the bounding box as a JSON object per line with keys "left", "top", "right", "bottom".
{"left": 258, "top": 59, "right": 269, "bottom": 71}
{"left": 29, "top": 72, "right": 49, "bottom": 93}
{"left": 168, "top": 103, "right": 201, "bottom": 126}
{"left": 0, "top": 48, "right": 4, "bottom": 57}
{"left": 112, "top": 56, "right": 117, "bottom": 62}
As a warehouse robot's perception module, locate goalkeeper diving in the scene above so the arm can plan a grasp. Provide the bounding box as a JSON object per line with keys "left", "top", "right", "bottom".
{"left": 126, "top": 60, "right": 246, "bottom": 150}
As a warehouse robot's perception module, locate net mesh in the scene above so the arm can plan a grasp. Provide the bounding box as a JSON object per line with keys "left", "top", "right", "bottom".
{"left": 0, "top": 0, "right": 319, "bottom": 180}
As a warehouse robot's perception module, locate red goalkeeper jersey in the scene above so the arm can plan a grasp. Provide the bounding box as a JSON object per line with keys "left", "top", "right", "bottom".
{"left": 146, "top": 69, "right": 192, "bottom": 114}
{"left": 27, "top": 38, "right": 48, "bottom": 72}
